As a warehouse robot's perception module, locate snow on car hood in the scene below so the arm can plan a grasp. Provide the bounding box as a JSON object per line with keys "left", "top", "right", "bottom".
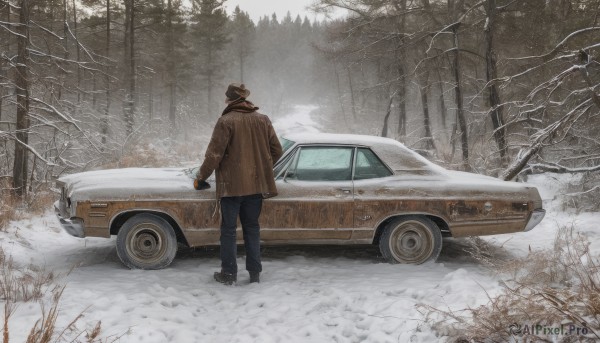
{"left": 58, "top": 168, "right": 213, "bottom": 202}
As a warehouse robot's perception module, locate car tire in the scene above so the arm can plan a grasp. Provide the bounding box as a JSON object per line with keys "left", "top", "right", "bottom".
{"left": 116, "top": 213, "right": 178, "bottom": 270}
{"left": 379, "top": 216, "right": 442, "bottom": 264}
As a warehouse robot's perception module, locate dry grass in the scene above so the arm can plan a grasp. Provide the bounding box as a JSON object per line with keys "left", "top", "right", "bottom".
{"left": 1, "top": 189, "right": 56, "bottom": 232}
{"left": 110, "top": 143, "right": 174, "bottom": 168}
{"left": 101, "top": 140, "right": 195, "bottom": 169}
{"left": 0, "top": 247, "right": 125, "bottom": 343}
{"left": 100, "top": 137, "right": 206, "bottom": 170}
{"left": 172, "top": 138, "right": 205, "bottom": 162}
{"left": 26, "top": 187, "right": 56, "bottom": 216}
{"left": 419, "top": 226, "right": 600, "bottom": 342}
{"left": 0, "top": 195, "right": 18, "bottom": 233}
{"left": 0, "top": 251, "right": 55, "bottom": 304}
{"left": 0, "top": 178, "right": 19, "bottom": 232}
{"left": 1, "top": 247, "right": 56, "bottom": 343}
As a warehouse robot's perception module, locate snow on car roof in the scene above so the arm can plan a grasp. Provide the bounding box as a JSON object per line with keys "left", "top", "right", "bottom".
{"left": 283, "top": 132, "right": 403, "bottom": 147}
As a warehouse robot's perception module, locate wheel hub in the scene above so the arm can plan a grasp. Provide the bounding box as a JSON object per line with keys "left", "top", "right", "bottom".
{"left": 136, "top": 232, "right": 158, "bottom": 255}
{"left": 390, "top": 221, "right": 434, "bottom": 264}
{"left": 127, "top": 225, "right": 165, "bottom": 262}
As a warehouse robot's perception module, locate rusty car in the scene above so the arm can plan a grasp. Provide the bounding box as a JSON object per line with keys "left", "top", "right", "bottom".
{"left": 55, "top": 133, "right": 545, "bottom": 269}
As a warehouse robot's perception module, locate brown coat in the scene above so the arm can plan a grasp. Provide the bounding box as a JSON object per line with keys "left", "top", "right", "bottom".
{"left": 197, "top": 104, "right": 283, "bottom": 199}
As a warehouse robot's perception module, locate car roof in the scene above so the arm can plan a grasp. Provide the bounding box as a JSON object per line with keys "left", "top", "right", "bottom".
{"left": 282, "top": 133, "right": 446, "bottom": 174}
{"left": 282, "top": 133, "right": 403, "bottom": 148}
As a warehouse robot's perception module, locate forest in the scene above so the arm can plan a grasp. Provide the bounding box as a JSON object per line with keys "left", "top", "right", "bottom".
{"left": 1, "top": 0, "right": 599, "bottom": 211}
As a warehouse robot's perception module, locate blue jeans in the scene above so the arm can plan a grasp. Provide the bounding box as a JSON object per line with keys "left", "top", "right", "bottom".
{"left": 219, "top": 194, "right": 263, "bottom": 275}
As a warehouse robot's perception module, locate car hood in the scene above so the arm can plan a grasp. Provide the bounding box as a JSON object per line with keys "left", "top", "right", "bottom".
{"left": 58, "top": 168, "right": 215, "bottom": 202}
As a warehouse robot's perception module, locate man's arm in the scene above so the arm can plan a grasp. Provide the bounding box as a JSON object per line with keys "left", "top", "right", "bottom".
{"left": 197, "top": 119, "right": 231, "bottom": 181}
{"left": 267, "top": 119, "right": 283, "bottom": 164}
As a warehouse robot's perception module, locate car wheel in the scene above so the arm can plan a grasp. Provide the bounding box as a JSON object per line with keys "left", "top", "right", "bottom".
{"left": 116, "top": 213, "right": 177, "bottom": 270}
{"left": 379, "top": 216, "right": 442, "bottom": 264}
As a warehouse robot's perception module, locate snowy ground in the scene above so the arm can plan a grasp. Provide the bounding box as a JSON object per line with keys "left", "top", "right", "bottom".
{"left": 3, "top": 106, "right": 599, "bottom": 342}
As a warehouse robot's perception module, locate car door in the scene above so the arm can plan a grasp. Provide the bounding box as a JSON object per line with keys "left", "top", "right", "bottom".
{"left": 352, "top": 147, "right": 396, "bottom": 241}
{"left": 261, "top": 145, "right": 355, "bottom": 242}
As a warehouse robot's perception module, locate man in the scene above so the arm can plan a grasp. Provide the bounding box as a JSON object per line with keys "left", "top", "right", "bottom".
{"left": 195, "top": 83, "right": 283, "bottom": 285}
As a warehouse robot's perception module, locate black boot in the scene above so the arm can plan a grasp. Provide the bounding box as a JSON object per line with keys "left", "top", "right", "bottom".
{"left": 249, "top": 271, "right": 260, "bottom": 284}
{"left": 214, "top": 271, "right": 237, "bottom": 285}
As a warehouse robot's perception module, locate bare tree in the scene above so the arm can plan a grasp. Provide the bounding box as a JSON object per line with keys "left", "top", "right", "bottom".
{"left": 0, "top": 0, "right": 115, "bottom": 196}
{"left": 101, "top": 0, "right": 111, "bottom": 145}
{"left": 483, "top": 0, "right": 509, "bottom": 164}
{"left": 166, "top": 0, "right": 176, "bottom": 132}
{"left": 123, "top": 0, "right": 135, "bottom": 135}
{"left": 500, "top": 27, "right": 600, "bottom": 180}
{"left": 12, "top": 0, "right": 32, "bottom": 195}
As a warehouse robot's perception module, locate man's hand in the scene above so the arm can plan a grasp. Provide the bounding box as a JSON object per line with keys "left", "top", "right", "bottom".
{"left": 194, "top": 179, "right": 211, "bottom": 190}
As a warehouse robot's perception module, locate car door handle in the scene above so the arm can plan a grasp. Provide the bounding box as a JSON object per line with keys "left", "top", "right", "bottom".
{"left": 337, "top": 188, "right": 352, "bottom": 194}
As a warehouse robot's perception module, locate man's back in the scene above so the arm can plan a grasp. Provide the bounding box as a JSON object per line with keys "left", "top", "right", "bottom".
{"left": 195, "top": 83, "right": 283, "bottom": 285}
{"left": 215, "top": 110, "right": 282, "bottom": 198}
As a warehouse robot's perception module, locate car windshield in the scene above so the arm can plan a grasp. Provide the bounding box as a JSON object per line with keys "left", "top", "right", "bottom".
{"left": 185, "top": 167, "right": 199, "bottom": 179}
{"left": 188, "top": 138, "right": 296, "bottom": 179}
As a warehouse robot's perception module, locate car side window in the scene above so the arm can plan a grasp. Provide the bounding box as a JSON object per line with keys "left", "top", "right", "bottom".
{"left": 274, "top": 147, "right": 296, "bottom": 178}
{"left": 354, "top": 148, "right": 393, "bottom": 180}
{"left": 286, "top": 146, "right": 353, "bottom": 181}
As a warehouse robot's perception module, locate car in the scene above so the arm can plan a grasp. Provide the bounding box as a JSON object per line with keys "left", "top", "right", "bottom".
{"left": 54, "top": 133, "right": 545, "bottom": 269}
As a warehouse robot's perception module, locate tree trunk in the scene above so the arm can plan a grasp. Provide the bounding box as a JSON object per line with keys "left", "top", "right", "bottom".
{"left": 207, "top": 45, "right": 213, "bottom": 116}
{"left": 128, "top": 0, "right": 135, "bottom": 134}
{"left": 123, "top": 0, "right": 135, "bottom": 136}
{"left": 12, "top": 0, "right": 31, "bottom": 196}
{"left": 501, "top": 144, "right": 541, "bottom": 181}
{"left": 57, "top": 0, "right": 67, "bottom": 101}
{"left": 381, "top": 92, "right": 396, "bottom": 137}
{"left": 239, "top": 49, "right": 245, "bottom": 82}
{"left": 72, "top": 0, "right": 81, "bottom": 105}
{"left": 435, "top": 61, "right": 448, "bottom": 129}
{"left": 102, "top": 0, "right": 110, "bottom": 145}
{"left": 420, "top": 70, "right": 436, "bottom": 150}
{"left": 451, "top": 25, "right": 470, "bottom": 171}
{"left": 63, "top": 0, "right": 68, "bottom": 59}
{"left": 333, "top": 62, "right": 348, "bottom": 127}
{"left": 0, "top": 4, "right": 9, "bottom": 123}
{"left": 123, "top": 0, "right": 130, "bottom": 124}
{"left": 484, "top": 0, "right": 508, "bottom": 164}
{"left": 347, "top": 67, "right": 357, "bottom": 121}
{"left": 167, "top": 0, "right": 177, "bottom": 133}
{"left": 396, "top": 66, "right": 407, "bottom": 137}
{"left": 394, "top": 0, "right": 408, "bottom": 137}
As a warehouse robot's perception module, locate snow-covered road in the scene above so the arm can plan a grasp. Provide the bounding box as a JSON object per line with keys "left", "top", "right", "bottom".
{"left": 6, "top": 205, "right": 598, "bottom": 343}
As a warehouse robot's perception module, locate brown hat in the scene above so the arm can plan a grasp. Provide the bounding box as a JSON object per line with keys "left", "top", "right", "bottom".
{"left": 225, "top": 83, "right": 250, "bottom": 101}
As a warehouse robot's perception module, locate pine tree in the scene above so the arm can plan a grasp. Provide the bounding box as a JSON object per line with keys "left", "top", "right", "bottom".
{"left": 230, "top": 6, "right": 255, "bottom": 83}
{"left": 190, "top": 0, "right": 229, "bottom": 117}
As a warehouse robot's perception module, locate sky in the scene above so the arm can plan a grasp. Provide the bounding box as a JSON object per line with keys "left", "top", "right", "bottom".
{"left": 224, "top": 0, "right": 333, "bottom": 22}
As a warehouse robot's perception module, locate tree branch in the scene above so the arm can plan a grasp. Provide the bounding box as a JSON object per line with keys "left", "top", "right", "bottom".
{"left": 523, "top": 163, "right": 600, "bottom": 175}
{"left": 509, "top": 27, "right": 600, "bottom": 62}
